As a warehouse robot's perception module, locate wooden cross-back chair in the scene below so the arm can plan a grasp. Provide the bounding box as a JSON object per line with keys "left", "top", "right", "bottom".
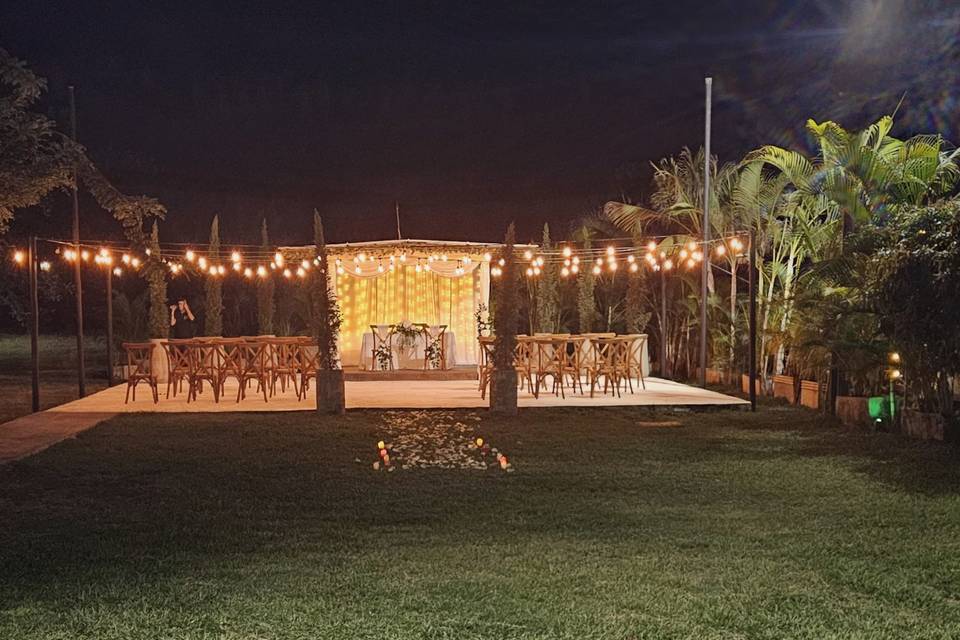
{"left": 296, "top": 337, "right": 320, "bottom": 401}
{"left": 236, "top": 339, "right": 269, "bottom": 402}
{"left": 267, "top": 338, "right": 300, "bottom": 396}
{"left": 189, "top": 340, "right": 221, "bottom": 403}
{"left": 161, "top": 339, "right": 194, "bottom": 399}
{"left": 214, "top": 338, "right": 246, "bottom": 400}
{"left": 122, "top": 342, "right": 158, "bottom": 404}
{"left": 586, "top": 337, "right": 625, "bottom": 398}
{"left": 369, "top": 324, "right": 397, "bottom": 371}
{"left": 621, "top": 334, "right": 647, "bottom": 391}
{"left": 418, "top": 324, "right": 447, "bottom": 370}
{"left": 514, "top": 336, "right": 536, "bottom": 396}
{"left": 477, "top": 336, "right": 496, "bottom": 399}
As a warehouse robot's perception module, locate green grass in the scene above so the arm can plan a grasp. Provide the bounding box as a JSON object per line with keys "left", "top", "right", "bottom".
{"left": 2, "top": 406, "right": 960, "bottom": 639}
{"left": 0, "top": 334, "right": 107, "bottom": 424}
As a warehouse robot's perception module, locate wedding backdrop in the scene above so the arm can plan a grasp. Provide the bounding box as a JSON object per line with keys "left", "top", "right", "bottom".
{"left": 283, "top": 240, "right": 498, "bottom": 367}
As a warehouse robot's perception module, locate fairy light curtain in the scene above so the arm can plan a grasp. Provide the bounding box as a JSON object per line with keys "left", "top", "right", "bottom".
{"left": 332, "top": 259, "right": 489, "bottom": 366}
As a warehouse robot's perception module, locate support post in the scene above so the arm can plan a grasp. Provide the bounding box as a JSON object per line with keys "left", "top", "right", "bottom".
{"left": 660, "top": 266, "right": 668, "bottom": 378}
{"left": 69, "top": 85, "right": 85, "bottom": 398}
{"left": 748, "top": 229, "right": 757, "bottom": 412}
{"left": 105, "top": 266, "right": 114, "bottom": 385}
{"left": 29, "top": 236, "right": 40, "bottom": 413}
{"left": 700, "top": 76, "right": 712, "bottom": 388}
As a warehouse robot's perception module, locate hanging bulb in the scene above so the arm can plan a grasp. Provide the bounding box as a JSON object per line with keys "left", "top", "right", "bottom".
{"left": 561, "top": 266, "right": 570, "bottom": 277}
{"left": 185, "top": 249, "right": 195, "bottom": 262}
{"left": 12, "top": 250, "right": 24, "bottom": 265}
{"left": 275, "top": 252, "right": 284, "bottom": 266}
{"left": 647, "top": 241, "right": 657, "bottom": 252}
{"left": 40, "top": 261, "right": 51, "bottom": 272}
{"left": 629, "top": 262, "right": 639, "bottom": 272}
{"left": 562, "top": 246, "right": 572, "bottom": 257}
{"left": 217, "top": 265, "right": 226, "bottom": 275}
{"left": 296, "top": 267, "right": 306, "bottom": 277}
{"left": 257, "top": 265, "right": 267, "bottom": 277}
{"left": 627, "top": 254, "right": 635, "bottom": 263}
{"left": 679, "top": 249, "right": 688, "bottom": 260}
{"left": 130, "top": 257, "right": 141, "bottom": 268}
{"left": 664, "top": 259, "right": 674, "bottom": 270}
{"left": 112, "top": 267, "right": 122, "bottom": 277}
{"left": 231, "top": 251, "right": 241, "bottom": 263}
{"left": 571, "top": 264, "right": 579, "bottom": 274}
{"left": 283, "top": 268, "right": 292, "bottom": 278}
{"left": 483, "top": 252, "right": 492, "bottom": 262}
{"left": 592, "top": 265, "right": 601, "bottom": 275}
{"left": 198, "top": 256, "right": 208, "bottom": 270}
{"left": 523, "top": 250, "right": 533, "bottom": 261}
{"left": 606, "top": 245, "right": 615, "bottom": 256}
{"left": 572, "top": 256, "right": 580, "bottom": 265}
{"left": 243, "top": 267, "right": 253, "bottom": 278}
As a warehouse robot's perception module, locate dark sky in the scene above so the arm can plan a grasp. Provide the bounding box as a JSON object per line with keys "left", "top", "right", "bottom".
{"left": 3, "top": 1, "right": 958, "bottom": 245}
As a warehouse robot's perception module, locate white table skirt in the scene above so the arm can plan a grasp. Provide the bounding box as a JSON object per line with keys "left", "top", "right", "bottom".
{"left": 359, "top": 332, "right": 457, "bottom": 370}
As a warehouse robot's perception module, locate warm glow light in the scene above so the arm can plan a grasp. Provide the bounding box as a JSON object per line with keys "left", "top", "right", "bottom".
{"left": 890, "top": 352, "right": 901, "bottom": 363}
{"left": 99, "top": 247, "right": 109, "bottom": 257}
{"left": 283, "top": 268, "right": 292, "bottom": 278}
{"left": 890, "top": 369, "right": 902, "bottom": 379}
{"left": 629, "top": 262, "right": 639, "bottom": 272}
{"left": 186, "top": 249, "right": 195, "bottom": 262}
{"left": 523, "top": 249, "right": 533, "bottom": 261}
{"left": 608, "top": 261, "right": 618, "bottom": 271}
{"left": 275, "top": 252, "right": 284, "bottom": 266}
{"left": 526, "top": 267, "right": 534, "bottom": 277}
{"left": 257, "top": 265, "right": 267, "bottom": 277}
{"left": 244, "top": 267, "right": 253, "bottom": 278}
{"left": 12, "top": 250, "right": 24, "bottom": 265}
{"left": 693, "top": 250, "right": 703, "bottom": 262}
{"left": 715, "top": 244, "right": 726, "bottom": 256}
{"left": 231, "top": 251, "right": 241, "bottom": 263}
{"left": 296, "top": 267, "right": 306, "bottom": 277}
{"left": 208, "top": 265, "right": 217, "bottom": 275}
{"left": 647, "top": 241, "right": 657, "bottom": 252}
{"left": 687, "top": 241, "right": 696, "bottom": 251}
{"left": 592, "top": 265, "right": 601, "bottom": 275}
{"left": 595, "top": 257, "right": 603, "bottom": 266}
{"left": 112, "top": 267, "right": 122, "bottom": 276}
{"left": 198, "top": 256, "right": 208, "bottom": 270}
{"left": 606, "top": 245, "right": 615, "bottom": 256}
{"left": 80, "top": 250, "right": 90, "bottom": 261}
{"left": 498, "top": 258, "right": 505, "bottom": 266}
{"left": 686, "top": 258, "right": 696, "bottom": 269}
{"left": 627, "top": 254, "right": 635, "bottom": 263}
{"left": 664, "top": 259, "right": 673, "bottom": 270}
{"left": 483, "top": 252, "right": 492, "bottom": 262}
{"left": 572, "top": 256, "right": 580, "bottom": 265}
{"left": 217, "top": 265, "right": 226, "bottom": 275}
{"left": 679, "top": 249, "right": 688, "bottom": 260}
{"left": 39, "top": 261, "right": 51, "bottom": 272}
{"left": 561, "top": 266, "right": 570, "bottom": 277}
{"left": 562, "top": 246, "right": 572, "bottom": 258}
{"left": 130, "top": 257, "right": 141, "bottom": 268}
{"left": 571, "top": 264, "right": 579, "bottom": 274}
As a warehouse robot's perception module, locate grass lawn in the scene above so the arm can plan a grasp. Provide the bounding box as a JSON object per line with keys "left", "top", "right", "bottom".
{"left": 0, "top": 334, "right": 107, "bottom": 424}
{"left": 1, "top": 405, "right": 959, "bottom": 638}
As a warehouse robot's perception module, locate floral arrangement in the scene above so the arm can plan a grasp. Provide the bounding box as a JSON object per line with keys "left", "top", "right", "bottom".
{"left": 424, "top": 337, "right": 443, "bottom": 369}
{"left": 475, "top": 303, "right": 493, "bottom": 337}
{"left": 373, "top": 343, "right": 393, "bottom": 370}
{"left": 391, "top": 321, "right": 420, "bottom": 350}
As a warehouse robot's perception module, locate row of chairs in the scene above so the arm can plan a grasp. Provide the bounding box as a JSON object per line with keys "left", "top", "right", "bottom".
{"left": 121, "top": 337, "right": 322, "bottom": 404}
{"left": 478, "top": 333, "right": 648, "bottom": 399}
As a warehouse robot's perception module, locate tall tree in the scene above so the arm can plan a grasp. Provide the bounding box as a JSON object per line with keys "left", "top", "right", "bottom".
{"left": 0, "top": 49, "right": 73, "bottom": 233}
{"left": 491, "top": 223, "right": 518, "bottom": 415}
{"left": 535, "top": 223, "right": 559, "bottom": 332}
{"left": 257, "top": 218, "right": 275, "bottom": 334}
{"left": 204, "top": 215, "right": 222, "bottom": 335}
{"left": 576, "top": 234, "right": 596, "bottom": 332}
{"left": 312, "top": 210, "right": 344, "bottom": 414}
{"left": 146, "top": 221, "right": 168, "bottom": 338}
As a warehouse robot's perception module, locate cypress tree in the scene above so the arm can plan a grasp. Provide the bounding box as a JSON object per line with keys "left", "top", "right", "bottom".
{"left": 535, "top": 223, "right": 559, "bottom": 332}
{"left": 256, "top": 218, "right": 275, "bottom": 334}
{"left": 204, "top": 215, "right": 223, "bottom": 335}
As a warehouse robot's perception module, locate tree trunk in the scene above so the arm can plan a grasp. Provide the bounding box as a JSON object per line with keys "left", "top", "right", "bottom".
{"left": 490, "top": 369, "right": 518, "bottom": 415}
{"left": 316, "top": 370, "right": 345, "bottom": 415}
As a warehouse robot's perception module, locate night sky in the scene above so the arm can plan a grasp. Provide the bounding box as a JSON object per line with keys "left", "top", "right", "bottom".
{"left": 3, "top": 1, "right": 958, "bottom": 245}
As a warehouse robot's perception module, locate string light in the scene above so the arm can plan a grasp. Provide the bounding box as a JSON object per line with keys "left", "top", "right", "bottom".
{"left": 283, "top": 268, "right": 292, "bottom": 278}
{"left": 231, "top": 250, "right": 241, "bottom": 263}
{"left": 275, "top": 251, "right": 284, "bottom": 266}
{"left": 185, "top": 249, "right": 195, "bottom": 262}
{"left": 12, "top": 250, "right": 24, "bottom": 265}
{"left": 562, "top": 246, "right": 572, "bottom": 258}
{"left": 40, "top": 261, "right": 51, "bottom": 272}
{"left": 483, "top": 252, "right": 492, "bottom": 262}
{"left": 112, "top": 267, "right": 122, "bottom": 276}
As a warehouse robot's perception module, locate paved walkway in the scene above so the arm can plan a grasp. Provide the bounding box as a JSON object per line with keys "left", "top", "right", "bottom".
{"left": 0, "top": 377, "right": 745, "bottom": 464}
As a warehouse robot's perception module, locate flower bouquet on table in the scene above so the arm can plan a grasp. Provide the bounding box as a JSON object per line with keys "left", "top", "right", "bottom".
{"left": 391, "top": 320, "right": 421, "bottom": 352}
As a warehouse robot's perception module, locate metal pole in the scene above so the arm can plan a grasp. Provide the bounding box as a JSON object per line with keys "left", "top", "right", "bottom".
{"left": 69, "top": 85, "right": 86, "bottom": 397}
{"left": 700, "top": 77, "right": 712, "bottom": 388}
{"left": 105, "top": 266, "right": 114, "bottom": 385}
{"left": 660, "top": 266, "right": 668, "bottom": 378}
{"left": 748, "top": 229, "right": 757, "bottom": 412}
{"left": 29, "top": 236, "right": 40, "bottom": 413}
